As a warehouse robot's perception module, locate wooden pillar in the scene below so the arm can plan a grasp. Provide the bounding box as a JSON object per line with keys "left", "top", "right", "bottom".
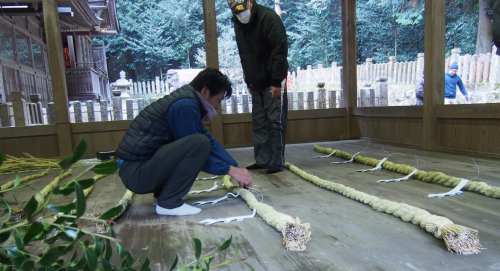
{"left": 67, "top": 35, "right": 76, "bottom": 69}
{"left": 423, "top": 0, "right": 445, "bottom": 149}
{"left": 43, "top": 0, "right": 72, "bottom": 157}
{"left": 76, "top": 36, "right": 83, "bottom": 66}
{"left": 342, "top": 0, "right": 357, "bottom": 139}
{"left": 202, "top": 0, "right": 224, "bottom": 146}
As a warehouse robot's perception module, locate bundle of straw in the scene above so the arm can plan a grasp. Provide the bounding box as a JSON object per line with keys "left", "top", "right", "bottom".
{"left": 285, "top": 162, "right": 481, "bottom": 254}
{"left": 0, "top": 153, "right": 90, "bottom": 174}
{"left": 314, "top": 145, "right": 500, "bottom": 200}
{"left": 221, "top": 175, "right": 311, "bottom": 251}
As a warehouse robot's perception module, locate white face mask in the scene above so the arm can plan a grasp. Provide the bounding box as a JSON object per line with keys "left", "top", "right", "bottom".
{"left": 236, "top": 9, "right": 251, "bottom": 24}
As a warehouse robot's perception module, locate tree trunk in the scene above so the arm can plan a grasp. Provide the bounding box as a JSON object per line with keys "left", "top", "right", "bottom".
{"left": 476, "top": 0, "right": 494, "bottom": 54}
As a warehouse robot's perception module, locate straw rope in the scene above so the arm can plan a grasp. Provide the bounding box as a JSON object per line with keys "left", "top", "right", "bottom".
{"left": 221, "top": 175, "right": 311, "bottom": 251}
{"left": 285, "top": 162, "right": 481, "bottom": 254}
{"left": 314, "top": 145, "right": 500, "bottom": 199}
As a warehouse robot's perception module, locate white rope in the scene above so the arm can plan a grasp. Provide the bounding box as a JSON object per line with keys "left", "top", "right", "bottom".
{"left": 188, "top": 181, "right": 221, "bottom": 194}
{"left": 192, "top": 191, "right": 240, "bottom": 206}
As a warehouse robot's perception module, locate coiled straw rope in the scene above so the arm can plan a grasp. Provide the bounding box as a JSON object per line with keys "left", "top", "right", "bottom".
{"left": 285, "top": 162, "right": 481, "bottom": 254}
{"left": 314, "top": 145, "right": 500, "bottom": 199}
{"left": 221, "top": 175, "right": 311, "bottom": 251}
{"left": 1, "top": 168, "right": 50, "bottom": 190}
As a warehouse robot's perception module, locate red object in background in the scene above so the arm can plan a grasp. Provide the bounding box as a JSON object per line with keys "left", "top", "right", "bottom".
{"left": 286, "top": 75, "right": 293, "bottom": 91}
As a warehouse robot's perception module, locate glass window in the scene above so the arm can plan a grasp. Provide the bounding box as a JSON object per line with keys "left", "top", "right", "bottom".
{"left": 16, "top": 31, "right": 32, "bottom": 66}
{"left": 0, "top": 23, "right": 14, "bottom": 60}
{"left": 32, "top": 41, "right": 44, "bottom": 71}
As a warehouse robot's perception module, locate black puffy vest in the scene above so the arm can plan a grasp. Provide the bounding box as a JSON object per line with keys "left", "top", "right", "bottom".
{"left": 115, "top": 85, "right": 207, "bottom": 161}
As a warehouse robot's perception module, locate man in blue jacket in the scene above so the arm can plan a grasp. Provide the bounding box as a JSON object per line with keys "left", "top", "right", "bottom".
{"left": 116, "top": 68, "right": 253, "bottom": 216}
{"left": 445, "top": 62, "right": 468, "bottom": 104}
{"left": 228, "top": 0, "right": 288, "bottom": 174}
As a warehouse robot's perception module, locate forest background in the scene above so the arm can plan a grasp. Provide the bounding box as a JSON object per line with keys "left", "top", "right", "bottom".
{"left": 95, "top": 0, "right": 497, "bottom": 83}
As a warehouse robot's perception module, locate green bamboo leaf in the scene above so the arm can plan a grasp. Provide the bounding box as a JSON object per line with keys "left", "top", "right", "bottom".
{"left": 140, "top": 257, "right": 151, "bottom": 271}
{"left": 0, "top": 253, "right": 11, "bottom": 265}
{"left": 244, "top": 263, "right": 255, "bottom": 271}
{"left": 84, "top": 246, "right": 98, "bottom": 270}
{"left": 168, "top": 255, "right": 178, "bottom": 271}
{"left": 70, "top": 250, "right": 78, "bottom": 262}
{"left": 14, "top": 174, "right": 21, "bottom": 188}
{"left": 23, "top": 195, "right": 38, "bottom": 219}
{"left": 92, "top": 161, "right": 119, "bottom": 175}
{"left": 0, "top": 231, "right": 10, "bottom": 244}
{"left": 109, "top": 225, "right": 117, "bottom": 238}
{"left": 99, "top": 205, "right": 123, "bottom": 221}
{"left": 77, "top": 178, "right": 95, "bottom": 190}
{"left": 75, "top": 182, "right": 86, "bottom": 218}
{"left": 48, "top": 202, "right": 76, "bottom": 213}
{"left": 204, "top": 256, "right": 214, "bottom": 270}
{"left": 179, "top": 262, "right": 185, "bottom": 271}
{"left": 23, "top": 222, "right": 44, "bottom": 244}
{"left": 117, "top": 243, "right": 125, "bottom": 259}
{"left": 105, "top": 239, "right": 112, "bottom": 261}
{"left": 93, "top": 237, "right": 102, "bottom": 257}
{"left": 101, "top": 258, "right": 112, "bottom": 271}
{"left": 38, "top": 247, "right": 59, "bottom": 267}
{"left": 70, "top": 139, "right": 87, "bottom": 164}
{"left": 73, "top": 256, "right": 86, "bottom": 269}
{"left": 217, "top": 235, "right": 232, "bottom": 251}
{"left": 193, "top": 238, "right": 202, "bottom": 260}
{"left": 13, "top": 230, "right": 24, "bottom": 250}
{"left": 58, "top": 156, "right": 72, "bottom": 171}
{"left": 19, "top": 259, "right": 35, "bottom": 271}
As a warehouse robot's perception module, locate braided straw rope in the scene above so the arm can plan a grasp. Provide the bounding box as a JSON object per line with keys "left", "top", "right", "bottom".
{"left": 1, "top": 168, "right": 50, "bottom": 190}
{"left": 90, "top": 189, "right": 135, "bottom": 234}
{"left": 35, "top": 170, "right": 73, "bottom": 208}
{"left": 314, "top": 145, "right": 500, "bottom": 199}
{"left": 221, "top": 175, "right": 311, "bottom": 251}
{"left": 285, "top": 162, "right": 481, "bottom": 255}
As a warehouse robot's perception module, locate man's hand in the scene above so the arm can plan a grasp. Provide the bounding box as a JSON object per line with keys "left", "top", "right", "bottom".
{"left": 248, "top": 88, "right": 252, "bottom": 95}
{"left": 228, "top": 166, "right": 253, "bottom": 190}
{"left": 271, "top": 86, "right": 281, "bottom": 99}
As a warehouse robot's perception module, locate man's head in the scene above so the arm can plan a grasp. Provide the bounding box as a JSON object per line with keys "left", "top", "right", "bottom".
{"left": 190, "top": 68, "right": 232, "bottom": 110}
{"left": 449, "top": 62, "right": 458, "bottom": 76}
{"left": 228, "top": 0, "right": 254, "bottom": 24}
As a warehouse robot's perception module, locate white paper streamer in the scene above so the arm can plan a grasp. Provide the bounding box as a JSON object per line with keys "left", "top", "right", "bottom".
{"left": 192, "top": 192, "right": 240, "bottom": 206}
{"left": 310, "top": 150, "right": 337, "bottom": 159}
{"left": 377, "top": 169, "right": 419, "bottom": 183}
{"left": 199, "top": 209, "right": 256, "bottom": 225}
{"left": 356, "top": 157, "right": 389, "bottom": 172}
{"left": 188, "top": 181, "right": 221, "bottom": 194}
{"left": 428, "top": 179, "right": 470, "bottom": 198}
{"left": 195, "top": 175, "right": 219, "bottom": 181}
{"left": 331, "top": 152, "right": 361, "bottom": 164}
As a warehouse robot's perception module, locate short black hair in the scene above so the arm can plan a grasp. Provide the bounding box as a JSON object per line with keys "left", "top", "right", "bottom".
{"left": 190, "top": 68, "right": 232, "bottom": 99}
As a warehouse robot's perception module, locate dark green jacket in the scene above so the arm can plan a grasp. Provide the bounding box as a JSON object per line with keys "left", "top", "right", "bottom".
{"left": 232, "top": 1, "right": 288, "bottom": 89}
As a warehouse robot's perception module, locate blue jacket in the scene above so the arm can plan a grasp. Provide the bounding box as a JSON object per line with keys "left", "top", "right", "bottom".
{"left": 445, "top": 72, "right": 467, "bottom": 99}
{"left": 167, "top": 99, "right": 237, "bottom": 175}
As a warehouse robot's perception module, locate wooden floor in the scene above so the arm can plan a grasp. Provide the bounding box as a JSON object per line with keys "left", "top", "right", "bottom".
{"left": 3, "top": 140, "right": 500, "bottom": 270}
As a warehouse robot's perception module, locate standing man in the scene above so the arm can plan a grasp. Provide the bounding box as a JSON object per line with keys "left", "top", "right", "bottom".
{"left": 445, "top": 62, "right": 468, "bottom": 104}
{"left": 228, "top": 0, "right": 289, "bottom": 174}
{"left": 415, "top": 69, "right": 424, "bottom": 105}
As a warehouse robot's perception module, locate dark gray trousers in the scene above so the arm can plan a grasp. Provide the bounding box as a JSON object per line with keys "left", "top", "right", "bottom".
{"left": 118, "top": 134, "right": 211, "bottom": 209}
{"left": 251, "top": 84, "right": 288, "bottom": 170}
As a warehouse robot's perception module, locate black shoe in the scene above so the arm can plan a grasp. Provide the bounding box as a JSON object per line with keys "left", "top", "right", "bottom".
{"left": 246, "top": 163, "right": 266, "bottom": 170}
{"left": 266, "top": 167, "right": 282, "bottom": 174}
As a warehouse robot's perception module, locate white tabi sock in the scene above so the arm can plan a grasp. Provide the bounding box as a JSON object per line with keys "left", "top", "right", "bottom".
{"left": 156, "top": 204, "right": 201, "bottom": 216}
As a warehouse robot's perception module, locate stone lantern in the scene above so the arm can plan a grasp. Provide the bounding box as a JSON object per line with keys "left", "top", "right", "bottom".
{"left": 113, "top": 70, "right": 132, "bottom": 100}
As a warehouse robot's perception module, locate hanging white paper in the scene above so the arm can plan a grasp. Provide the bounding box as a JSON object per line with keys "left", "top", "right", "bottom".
{"left": 199, "top": 209, "right": 256, "bottom": 225}
{"left": 377, "top": 169, "right": 419, "bottom": 183}
{"left": 331, "top": 152, "right": 361, "bottom": 164}
{"left": 192, "top": 192, "right": 240, "bottom": 206}
{"left": 356, "top": 157, "right": 389, "bottom": 172}
{"left": 428, "top": 179, "right": 470, "bottom": 198}
{"left": 189, "top": 181, "right": 221, "bottom": 194}
{"left": 310, "top": 150, "right": 337, "bottom": 159}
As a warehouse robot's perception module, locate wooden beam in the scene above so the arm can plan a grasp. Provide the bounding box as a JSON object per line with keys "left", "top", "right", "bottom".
{"left": 436, "top": 104, "right": 500, "bottom": 119}
{"left": 353, "top": 106, "right": 423, "bottom": 118}
{"left": 202, "top": 0, "right": 225, "bottom": 146}
{"left": 341, "top": 0, "right": 357, "bottom": 139}
{"left": 222, "top": 109, "right": 347, "bottom": 124}
{"left": 42, "top": 0, "right": 72, "bottom": 157}
{"left": 423, "top": 0, "right": 446, "bottom": 149}
{"left": 0, "top": 125, "right": 57, "bottom": 139}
